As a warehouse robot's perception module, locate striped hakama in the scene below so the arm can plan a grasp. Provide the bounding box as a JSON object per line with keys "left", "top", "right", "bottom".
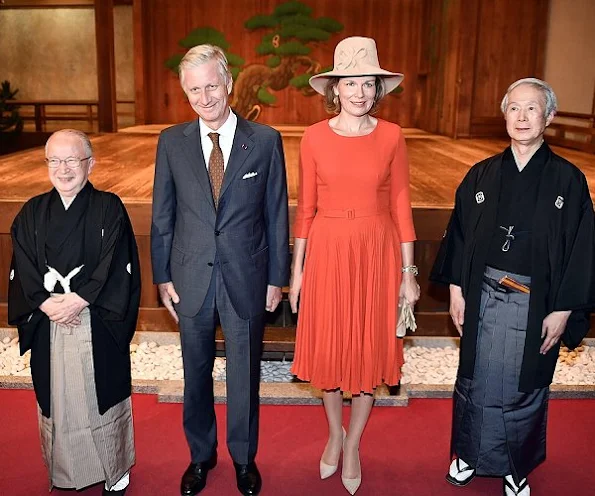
{"left": 38, "top": 308, "right": 135, "bottom": 491}
{"left": 452, "top": 266, "right": 548, "bottom": 481}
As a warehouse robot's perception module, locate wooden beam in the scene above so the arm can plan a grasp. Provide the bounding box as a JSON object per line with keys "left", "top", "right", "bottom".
{"left": 453, "top": 0, "right": 480, "bottom": 138}
{"left": 0, "top": 0, "right": 93, "bottom": 6}
{"left": 133, "top": 0, "right": 147, "bottom": 124}
{"left": 0, "top": 0, "right": 132, "bottom": 7}
{"left": 94, "top": 0, "right": 118, "bottom": 132}
{"left": 533, "top": 0, "right": 551, "bottom": 79}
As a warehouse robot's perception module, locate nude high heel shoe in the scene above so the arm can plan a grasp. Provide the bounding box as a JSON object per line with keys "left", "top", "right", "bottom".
{"left": 341, "top": 441, "right": 361, "bottom": 495}
{"left": 319, "top": 427, "right": 347, "bottom": 479}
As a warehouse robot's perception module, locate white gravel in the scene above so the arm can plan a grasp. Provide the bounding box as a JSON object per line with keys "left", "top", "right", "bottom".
{"left": 0, "top": 336, "right": 593, "bottom": 385}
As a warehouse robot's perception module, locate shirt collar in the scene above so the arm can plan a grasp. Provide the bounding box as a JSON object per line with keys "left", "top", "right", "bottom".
{"left": 199, "top": 110, "right": 237, "bottom": 141}
{"left": 56, "top": 180, "right": 91, "bottom": 210}
{"left": 504, "top": 141, "right": 549, "bottom": 177}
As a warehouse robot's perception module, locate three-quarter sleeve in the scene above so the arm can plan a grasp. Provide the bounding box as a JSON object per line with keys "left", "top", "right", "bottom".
{"left": 293, "top": 131, "right": 318, "bottom": 238}
{"left": 390, "top": 130, "right": 416, "bottom": 242}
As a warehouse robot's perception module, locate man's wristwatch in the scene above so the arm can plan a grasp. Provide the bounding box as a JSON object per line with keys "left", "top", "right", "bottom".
{"left": 402, "top": 265, "right": 419, "bottom": 276}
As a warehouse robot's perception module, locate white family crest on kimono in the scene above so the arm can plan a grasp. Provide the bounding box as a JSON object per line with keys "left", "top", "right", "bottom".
{"left": 43, "top": 265, "right": 84, "bottom": 294}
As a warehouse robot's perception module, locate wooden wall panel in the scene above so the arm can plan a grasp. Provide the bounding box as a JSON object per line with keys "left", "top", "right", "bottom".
{"left": 417, "top": 0, "right": 550, "bottom": 138}
{"left": 134, "top": 0, "right": 424, "bottom": 128}
{"left": 470, "top": 0, "right": 550, "bottom": 136}
{"left": 95, "top": 0, "right": 118, "bottom": 132}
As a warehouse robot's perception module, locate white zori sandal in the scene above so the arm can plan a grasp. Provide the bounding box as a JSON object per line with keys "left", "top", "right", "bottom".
{"left": 445, "top": 458, "right": 476, "bottom": 487}
{"left": 504, "top": 475, "right": 530, "bottom": 496}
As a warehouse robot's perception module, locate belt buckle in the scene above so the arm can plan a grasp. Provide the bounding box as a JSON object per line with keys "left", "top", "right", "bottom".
{"left": 346, "top": 209, "right": 355, "bottom": 219}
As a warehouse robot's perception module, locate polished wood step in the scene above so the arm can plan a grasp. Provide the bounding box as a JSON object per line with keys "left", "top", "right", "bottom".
{"left": 215, "top": 326, "right": 296, "bottom": 359}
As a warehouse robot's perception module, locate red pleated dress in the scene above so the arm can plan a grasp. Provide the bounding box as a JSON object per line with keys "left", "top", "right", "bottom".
{"left": 291, "top": 119, "right": 416, "bottom": 394}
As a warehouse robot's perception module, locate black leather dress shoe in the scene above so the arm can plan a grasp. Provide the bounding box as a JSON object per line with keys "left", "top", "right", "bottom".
{"left": 233, "top": 461, "right": 262, "bottom": 496}
{"left": 181, "top": 453, "right": 217, "bottom": 495}
{"left": 102, "top": 488, "right": 127, "bottom": 496}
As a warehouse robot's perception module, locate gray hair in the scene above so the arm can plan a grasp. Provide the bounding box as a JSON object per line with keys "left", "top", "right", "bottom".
{"left": 45, "top": 129, "right": 93, "bottom": 157}
{"left": 179, "top": 44, "right": 232, "bottom": 87}
{"left": 500, "top": 78, "right": 558, "bottom": 117}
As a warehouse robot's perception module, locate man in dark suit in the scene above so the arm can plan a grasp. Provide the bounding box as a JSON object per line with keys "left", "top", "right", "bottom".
{"left": 150, "top": 45, "right": 289, "bottom": 496}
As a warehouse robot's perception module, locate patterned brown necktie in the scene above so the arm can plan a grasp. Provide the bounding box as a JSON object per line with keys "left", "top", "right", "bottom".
{"left": 207, "top": 132, "right": 224, "bottom": 208}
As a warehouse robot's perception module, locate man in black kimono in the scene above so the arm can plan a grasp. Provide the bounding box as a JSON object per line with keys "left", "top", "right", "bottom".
{"left": 8, "top": 129, "right": 140, "bottom": 495}
{"left": 431, "top": 79, "right": 595, "bottom": 496}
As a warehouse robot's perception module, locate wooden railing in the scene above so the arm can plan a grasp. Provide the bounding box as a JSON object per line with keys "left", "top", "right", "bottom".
{"left": 547, "top": 111, "right": 595, "bottom": 154}
{"left": 11, "top": 100, "right": 135, "bottom": 132}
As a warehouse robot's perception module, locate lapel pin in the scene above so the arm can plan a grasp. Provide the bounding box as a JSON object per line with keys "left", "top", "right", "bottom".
{"left": 242, "top": 143, "right": 248, "bottom": 150}
{"left": 555, "top": 196, "right": 564, "bottom": 209}
{"left": 475, "top": 191, "right": 485, "bottom": 204}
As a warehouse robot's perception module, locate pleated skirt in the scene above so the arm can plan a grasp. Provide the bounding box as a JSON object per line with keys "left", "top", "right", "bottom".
{"left": 291, "top": 212, "right": 404, "bottom": 394}
{"left": 452, "top": 266, "right": 547, "bottom": 482}
{"left": 38, "top": 308, "right": 135, "bottom": 490}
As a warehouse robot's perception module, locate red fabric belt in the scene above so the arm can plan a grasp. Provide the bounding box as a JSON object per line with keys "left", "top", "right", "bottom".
{"left": 317, "top": 207, "right": 390, "bottom": 219}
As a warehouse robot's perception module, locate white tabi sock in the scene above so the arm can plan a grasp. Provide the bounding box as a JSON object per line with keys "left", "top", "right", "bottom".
{"left": 448, "top": 458, "right": 474, "bottom": 482}
{"left": 504, "top": 474, "right": 530, "bottom": 496}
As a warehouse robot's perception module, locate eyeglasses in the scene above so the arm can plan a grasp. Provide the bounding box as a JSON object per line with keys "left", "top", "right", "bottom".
{"left": 45, "top": 157, "right": 91, "bottom": 169}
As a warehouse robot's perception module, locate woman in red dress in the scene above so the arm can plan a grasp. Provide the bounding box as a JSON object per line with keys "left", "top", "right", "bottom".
{"left": 290, "top": 37, "right": 420, "bottom": 494}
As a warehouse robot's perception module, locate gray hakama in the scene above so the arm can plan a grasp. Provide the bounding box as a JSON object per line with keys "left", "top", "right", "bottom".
{"left": 452, "top": 266, "right": 548, "bottom": 482}
{"left": 38, "top": 308, "right": 135, "bottom": 491}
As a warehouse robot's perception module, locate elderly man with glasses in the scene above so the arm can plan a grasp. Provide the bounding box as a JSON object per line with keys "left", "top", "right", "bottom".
{"left": 8, "top": 129, "right": 140, "bottom": 495}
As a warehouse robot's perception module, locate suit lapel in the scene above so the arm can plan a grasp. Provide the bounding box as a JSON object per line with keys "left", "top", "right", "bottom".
{"left": 219, "top": 116, "right": 255, "bottom": 200}
{"left": 182, "top": 120, "right": 215, "bottom": 212}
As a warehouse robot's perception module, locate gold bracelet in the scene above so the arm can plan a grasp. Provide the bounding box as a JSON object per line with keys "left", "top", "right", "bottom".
{"left": 402, "top": 265, "right": 418, "bottom": 276}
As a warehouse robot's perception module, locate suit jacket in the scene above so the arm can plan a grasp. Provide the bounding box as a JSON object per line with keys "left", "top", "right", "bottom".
{"left": 151, "top": 114, "right": 290, "bottom": 319}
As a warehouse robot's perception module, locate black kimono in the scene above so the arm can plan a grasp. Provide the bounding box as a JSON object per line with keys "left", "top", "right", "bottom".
{"left": 8, "top": 182, "right": 141, "bottom": 417}
{"left": 431, "top": 144, "right": 595, "bottom": 480}
{"left": 432, "top": 144, "right": 595, "bottom": 390}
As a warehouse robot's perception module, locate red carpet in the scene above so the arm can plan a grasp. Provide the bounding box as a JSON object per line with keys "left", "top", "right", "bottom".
{"left": 0, "top": 390, "right": 593, "bottom": 495}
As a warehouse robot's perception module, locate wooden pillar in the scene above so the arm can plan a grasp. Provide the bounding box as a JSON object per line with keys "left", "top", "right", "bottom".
{"left": 133, "top": 0, "right": 147, "bottom": 125}
{"left": 95, "top": 0, "right": 117, "bottom": 132}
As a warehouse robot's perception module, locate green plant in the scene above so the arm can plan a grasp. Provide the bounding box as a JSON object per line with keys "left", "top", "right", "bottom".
{"left": 0, "top": 80, "right": 23, "bottom": 133}
{"left": 165, "top": 1, "right": 344, "bottom": 120}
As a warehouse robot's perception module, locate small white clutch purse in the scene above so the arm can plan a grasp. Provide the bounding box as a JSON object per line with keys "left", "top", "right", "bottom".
{"left": 397, "top": 298, "right": 417, "bottom": 337}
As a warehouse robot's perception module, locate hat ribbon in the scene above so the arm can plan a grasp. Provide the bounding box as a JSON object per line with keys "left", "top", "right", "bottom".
{"left": 335, "top": 47, "right": 368, "bottom": 71}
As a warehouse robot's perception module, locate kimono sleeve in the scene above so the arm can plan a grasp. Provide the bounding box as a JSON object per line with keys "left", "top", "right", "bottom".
{"left": 8, "top": 205, "right": 50, "bottom": 324}
{"left": 553, "top": 177, "right": 595, "bottom": 348}
{"left": 555, "top": 176, "right": 595, "bottom": 311}
{"left": 430, "top": 182, "right": 468, "bottom": 287}
{"left": 76, "top": 198, "right": 141, "bottom": 323}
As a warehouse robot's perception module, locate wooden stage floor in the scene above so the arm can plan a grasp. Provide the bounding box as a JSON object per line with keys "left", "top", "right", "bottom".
{"left": 1, "top": 126, "right": 594, "bottom": 209}
{"left": 1, "top": 126, "right": 594, "bottom": 336}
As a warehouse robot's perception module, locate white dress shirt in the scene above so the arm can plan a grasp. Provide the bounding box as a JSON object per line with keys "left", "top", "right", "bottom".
{"left": 198, "top": 110, "right": 238, "bottom": 171}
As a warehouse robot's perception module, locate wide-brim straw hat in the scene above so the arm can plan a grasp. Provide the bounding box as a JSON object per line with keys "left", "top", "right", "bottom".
{"left": 309, "top": 36, "right": 404, "bottom": 95}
